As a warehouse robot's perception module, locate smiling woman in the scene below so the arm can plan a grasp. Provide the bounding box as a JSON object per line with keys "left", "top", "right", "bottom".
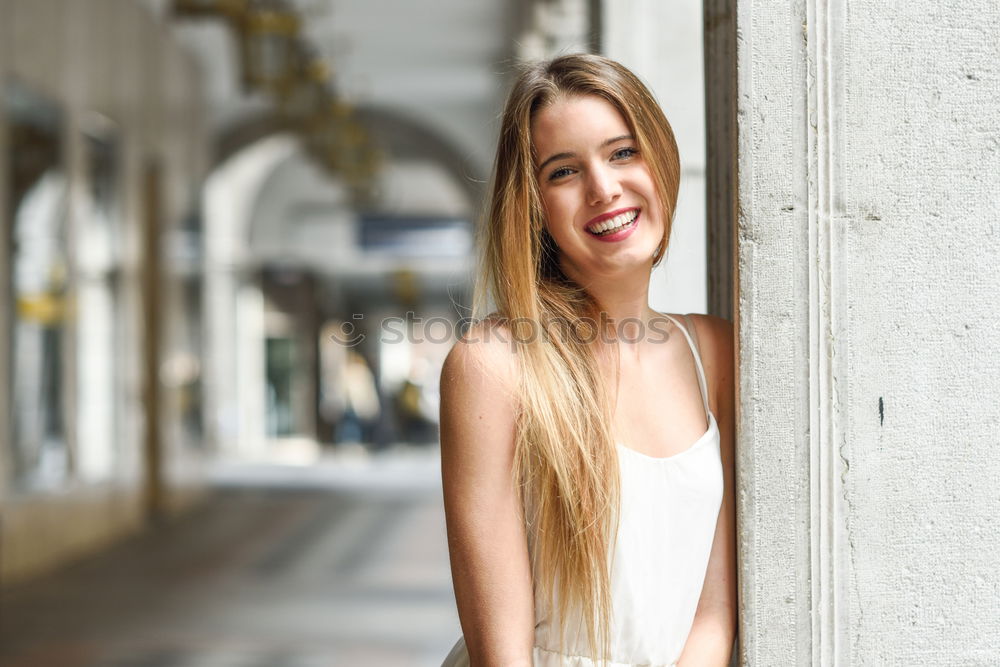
{"left": 531, "top": 94, "right": 664, "bottom": 282}
{"left": 440, "top": 54, "right": 736, "bottom": 667}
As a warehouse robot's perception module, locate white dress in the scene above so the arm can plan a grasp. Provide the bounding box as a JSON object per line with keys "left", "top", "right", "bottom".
{"left": 443, "top": 314, "right": 724, "bottom": 666}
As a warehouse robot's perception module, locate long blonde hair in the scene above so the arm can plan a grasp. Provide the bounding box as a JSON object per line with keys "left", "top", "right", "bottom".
{"left": 473, "top": 54, "right": 681, "bottom": 660}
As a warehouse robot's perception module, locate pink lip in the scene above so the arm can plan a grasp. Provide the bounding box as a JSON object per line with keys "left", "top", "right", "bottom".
{"left": 585, "top": 208, "right": 641, "bottom": 243}
{"left": 585, "top": 207, "right": 639, "bottom": 228}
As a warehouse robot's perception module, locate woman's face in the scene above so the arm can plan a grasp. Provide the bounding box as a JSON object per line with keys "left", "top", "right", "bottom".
{"left": 531, "top": 94, "right": 664, "bottom": 283}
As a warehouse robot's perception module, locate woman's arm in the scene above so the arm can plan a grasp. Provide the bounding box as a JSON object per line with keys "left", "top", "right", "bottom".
{"left": 440, "top": 324, "right": 535, "bottom": 666}
{"left": 678, "top": 315, "right": 738, "bottom": 666}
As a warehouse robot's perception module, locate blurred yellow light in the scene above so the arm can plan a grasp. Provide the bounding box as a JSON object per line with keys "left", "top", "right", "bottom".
{"left": 17, "top": 294, "right": 66, "bottom": 325}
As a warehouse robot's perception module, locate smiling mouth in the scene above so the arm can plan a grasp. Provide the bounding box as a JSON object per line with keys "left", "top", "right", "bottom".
{"left": 586, "top": 209, "right": 640, "bottom": 236}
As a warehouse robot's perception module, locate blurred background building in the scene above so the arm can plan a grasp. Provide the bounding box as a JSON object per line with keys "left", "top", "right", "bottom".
{"left": 0, "top": 1, "right": 711, "bottom": 665}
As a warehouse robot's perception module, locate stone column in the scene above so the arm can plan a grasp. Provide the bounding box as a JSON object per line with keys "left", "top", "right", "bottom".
{"left": 736, "top": 1, "right": 1000, "bottom": 664}
{"left": 515, "top": 0, "right": 592, "bottom": 61}
{"left": 0, "top": 3, "right": 10, "bottom": 497}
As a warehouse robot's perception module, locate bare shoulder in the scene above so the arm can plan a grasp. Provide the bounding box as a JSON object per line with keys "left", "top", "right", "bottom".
{"left": 681, "top": 314, "right": 734, "bottom": 408}
{"left": 439, "top": 316, "right": 522, "bottom": 461}
{"left": 440, "top": 315, "right": 520, "bottom": 397}
{"left": 683, "top": 314, "right": 733, "bottom": 363}
{"left": 438, "top": 316, "right": 535, "bottom": 662}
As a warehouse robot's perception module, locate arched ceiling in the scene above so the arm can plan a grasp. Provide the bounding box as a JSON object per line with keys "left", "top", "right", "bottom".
{"left": 214, "top": 105, "right": 486, "bottom": 209}
{"left": 160, "top": 0, "right": 529, "bottom": 184}
{"left": 149, "top": 0, "right": 535, "bottom": 311}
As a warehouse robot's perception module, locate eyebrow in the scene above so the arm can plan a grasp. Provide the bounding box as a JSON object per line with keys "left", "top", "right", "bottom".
{"left": 535, "top": 134, "right": 634, "bottom": 174}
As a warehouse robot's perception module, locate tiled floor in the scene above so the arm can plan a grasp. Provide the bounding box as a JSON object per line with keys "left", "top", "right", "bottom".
{"left": 1, "top": 449, "right": 461, "bottom": 666}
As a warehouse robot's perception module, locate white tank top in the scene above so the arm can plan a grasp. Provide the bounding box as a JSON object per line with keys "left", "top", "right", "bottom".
{"left": 443, "top": 314, "right": 724, "bottom": 667}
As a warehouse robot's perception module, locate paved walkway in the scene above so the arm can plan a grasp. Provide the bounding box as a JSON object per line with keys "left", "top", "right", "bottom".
{"left": 1, "top": 449, "right": 461, "bottom": 666}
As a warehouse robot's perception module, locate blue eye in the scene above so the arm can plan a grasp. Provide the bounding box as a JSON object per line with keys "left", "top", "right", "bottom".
{"left": 612, "top": 147, "right": 638, "bottom": 160}
{"left": 548, "top": 166, "right": 574, "bottom": 181}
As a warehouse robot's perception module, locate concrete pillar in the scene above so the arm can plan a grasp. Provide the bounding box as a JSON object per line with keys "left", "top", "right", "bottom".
{"left": 0, "top": 0, "right": 10, "bottom": 498}
{"left": 202, "top": 134, "right": 296, "bottom": 458}
{"left": 736, "top": 1, "right": 1000, "bottom": 664}
{"left": 515, "top": 0, "right": 592, "bottom": 61}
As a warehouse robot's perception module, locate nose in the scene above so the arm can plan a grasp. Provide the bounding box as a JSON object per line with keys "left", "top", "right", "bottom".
{"left": 586, "top": 164, "right": 622, "bottom": 206}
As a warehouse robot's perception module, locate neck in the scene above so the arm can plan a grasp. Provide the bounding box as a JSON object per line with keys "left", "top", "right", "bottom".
{"left": 560, "top": 261, "right": 661, "bottom": 355}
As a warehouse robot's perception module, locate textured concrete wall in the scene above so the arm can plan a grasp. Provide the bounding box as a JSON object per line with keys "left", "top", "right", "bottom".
{"left": 735, "top": 1, "right": 811, "bottom": 662}
{"left": 843, "top": 2, "right": 1000, "bottom": 663}
{"left": 737, "top": 0, "right": 1000, "bottom": 664}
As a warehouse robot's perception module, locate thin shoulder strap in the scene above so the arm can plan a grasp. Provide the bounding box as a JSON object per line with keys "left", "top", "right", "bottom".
{"left": 663, "top": 313, "right": 710, "bottom": 419}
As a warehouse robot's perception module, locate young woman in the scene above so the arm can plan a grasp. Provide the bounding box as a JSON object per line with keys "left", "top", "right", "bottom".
{"left": 440, "top": 54, "right": 736, "bottom": 667}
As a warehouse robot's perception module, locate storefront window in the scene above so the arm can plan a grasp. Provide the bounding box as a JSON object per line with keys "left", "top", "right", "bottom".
{"left": 265, "top": 336, "right": 297, "bottom": 437}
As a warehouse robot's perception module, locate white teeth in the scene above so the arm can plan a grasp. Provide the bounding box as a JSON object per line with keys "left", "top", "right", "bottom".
{"left": 589, "top": 210, "right": 638, "bottom": 235}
